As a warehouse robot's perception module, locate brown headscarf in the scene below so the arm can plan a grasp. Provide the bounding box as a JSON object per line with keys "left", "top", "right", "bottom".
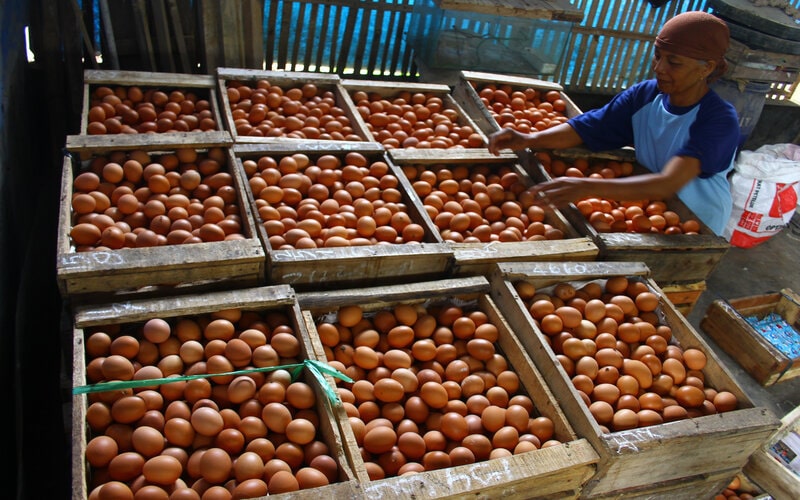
{"left": 654, "top": 11, "right": 730, "bottom": 82}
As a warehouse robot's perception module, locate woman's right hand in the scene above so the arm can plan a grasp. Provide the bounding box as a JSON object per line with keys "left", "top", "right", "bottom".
{"left": 487, "top": 128, "right": 533, "bottom": 155}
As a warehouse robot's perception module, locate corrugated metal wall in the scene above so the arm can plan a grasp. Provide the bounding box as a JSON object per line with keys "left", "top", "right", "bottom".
{"left": 81, "top": 0, "right": 797, "bottom": 98}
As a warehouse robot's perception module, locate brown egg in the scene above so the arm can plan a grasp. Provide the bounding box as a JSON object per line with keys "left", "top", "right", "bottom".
{"left": 612, "top": 409, "right": 638, "bottom": 431}
{"left": 589, "top": 401, "right": 614, "bottom": 426}
{"left": 141, "top": 454, "right": 182, "bottom": 486}
{"left": 86, "top": 435, "right": 119, "bottom": 468}
{"left": 267, "top": 469, "right": 299, "bottom": 493}
{"left": 363, "top": 425, "right": 397, "bottom": 454}
{"left": 674, "top": 385, "right": 706, "bottom": 408}
{"left": 682, "top": 348, "right": 707, "bottom": 371}
{"left": 713, "top": 391, "right": 738, "bottom": 412}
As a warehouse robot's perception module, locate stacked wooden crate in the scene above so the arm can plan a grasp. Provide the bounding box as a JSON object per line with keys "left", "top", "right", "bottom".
{"left": 64, "top": 67, "right": 782, "bottom": 499}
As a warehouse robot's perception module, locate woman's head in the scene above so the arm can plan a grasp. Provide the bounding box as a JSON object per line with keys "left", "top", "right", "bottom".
{"left": 654, "top": 11, "right": 730, "bottom": 83}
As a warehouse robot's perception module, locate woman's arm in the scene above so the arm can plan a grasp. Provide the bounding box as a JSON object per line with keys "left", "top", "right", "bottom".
{"left": 530, "top": 155, "right": 702, "bottom": 205}
{"left": 487, "top": 122, "right": 584, "bottom": 155}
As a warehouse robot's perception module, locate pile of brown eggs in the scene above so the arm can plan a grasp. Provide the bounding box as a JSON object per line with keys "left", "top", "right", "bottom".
{"left": 536, "top": 152, "right": 702, "bottom": 234}
{"left": 714, "top": 475, "right": 761, "bottom": 500}
{"left": 87, "top": 86, "right": 218, "bottom": 135}
{"left": 401, "top": 163, "right": 564, "bottom": 243}
{"left": 243, "top": 151, "right": 426, "bottom": 249}
{"left": 82, "top": 308, "right": 340, "bottom": 498}
{"left": 515, "top": 277, "right": 738, "bottom": 432}
{"left": 317, "top": 302, "right": 561, "bottom": 480}
{"left": 69, "top": 148, "right": 247, "bottom": 251}
{"left": 471, "top": 82, "right": 570, "bottom": 133}
{"left": 351, "top": 90, "right": 484, "bottom": 149}
{"left": 225, "top": 80, "right": 363, "bottom": 141}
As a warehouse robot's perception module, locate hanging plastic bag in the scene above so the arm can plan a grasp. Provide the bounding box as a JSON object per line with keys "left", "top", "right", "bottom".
{"left": 723, "top": 143, "right": 800, "bottom": 248}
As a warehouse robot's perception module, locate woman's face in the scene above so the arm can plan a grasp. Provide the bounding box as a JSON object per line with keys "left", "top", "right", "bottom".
{"left": 652, "top": 47, "right": 714, "bottom": 103}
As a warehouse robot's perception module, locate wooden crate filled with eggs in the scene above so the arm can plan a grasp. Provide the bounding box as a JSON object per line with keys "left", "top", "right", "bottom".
{"left": 386, "top": 150, "right": 598, "bottom": 276}
{"left": 57, "top": 140, "right": 265, "bottom": 303}
{"left": 296, "top": 276, "right": 600, "bottom": 499}
{"left": 230, "top": 142, "right": 453, "bottom": 290}
{"left": 450, "top": 70, "right": 584, "bottom": 138}
{"left": 69, "top": 69, "right": 231, "bottom": 150}
{"left": 216, "top": 68, "right": 372, "bottom": 146}
{"left": 339, "top": 79, "right": 488, "bottom": 160}
{"left": 489, "top": 261, "right": 781, "bottom": 499}
{"left": 522, "top": 147, "right": 730, "bottom": 286}
{"left": 70, "top": 285, "right": 362, "bottom": 499}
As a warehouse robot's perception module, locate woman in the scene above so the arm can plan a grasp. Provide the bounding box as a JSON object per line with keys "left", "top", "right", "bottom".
{"left": 487, "top": 11, "right": 740, "bottom": 235}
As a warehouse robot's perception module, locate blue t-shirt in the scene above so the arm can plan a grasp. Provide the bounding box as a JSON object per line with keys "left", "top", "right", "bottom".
{"left": 568, "top": 79, "right": 739, "bottom": 235}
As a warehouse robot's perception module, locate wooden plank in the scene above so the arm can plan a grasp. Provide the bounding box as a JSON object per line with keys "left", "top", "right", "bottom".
{"left": 149, "top": 0, "right": 176, "bottom": 73}
{"left": 198, "top": 0, "right": 222, "bottom": 72}
{"left": 336, "top": 2, "right": 359, "bottom": 74}
{"left": 221, "top": 0, "right": 244, "bottom": 68}
{"left": 166, "top": 0, "right": 190, "bottom": 73}
{"left": 434, "top": 0, "right": 584, "bottom": 23}
{"left": 489, "top": 261, "right": 782, "bottom": 498}
{"left": 298, "top": 276, "right": 599, "bottom": 498}
{"left": 303, "top": 2, "right": 320, "bottom": 70}
{"left": 98, "top": 0, "right": 120, "bottom": 69}
{"left": 132, "top": 0, "right": 157, "bottom": 70}
{"left": 264, "top": 0, "right": 280, "bottom": 70}
{"left": 241, "top": 0, "right": 265, "bottom": 69}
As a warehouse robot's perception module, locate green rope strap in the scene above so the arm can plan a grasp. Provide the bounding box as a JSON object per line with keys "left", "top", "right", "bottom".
{"left": 72, "top": 359, "right": 353, "bottom": 405}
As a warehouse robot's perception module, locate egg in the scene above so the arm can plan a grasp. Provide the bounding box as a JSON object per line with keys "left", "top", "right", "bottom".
{"left": 612, "top": 409, "right": 638, "bottom": 431}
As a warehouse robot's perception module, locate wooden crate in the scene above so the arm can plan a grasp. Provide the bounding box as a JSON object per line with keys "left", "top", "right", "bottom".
{"left": 489, "top": 261, "right": 781, "bottom": 499}
{"left": 744, "top": 404, "right": 800, "bottom": 500}
{"left": 700, "top": 289, "right": 800, "bottom": 387}
{"left": 57, "top": 141, "right": 265, "bottom": 303}
{"left": 387, "top": 149, "right": 598, "bottom": 276}
{"left": 216, "top": 68, "right": 372, "bottom": 145}
{"left": 231, "top": 142, "right": 453, "bottom": 290}
{"left": 662, "top": 280, "right": 707, "bottom": 317}
{"left": 522, "top": 148, "right": 730, "bottom": 284}
{"left": 70, "top": 285, "right": 359, "bottom": 499}
{"left": 73, "top": 69, "right": 230, "bottom": 147}
{"left": 451, "top": 70, "right": 583, "bottom": 137}
{"left": 297, "top": 276, "right": 599, "bottom": 499}
{"left": 339, "top": 79, "right": 488, "bottom": 156}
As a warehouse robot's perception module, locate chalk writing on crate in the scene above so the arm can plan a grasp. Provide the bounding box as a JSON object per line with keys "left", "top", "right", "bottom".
{"left": 80, "top": 301, "right": 148, "bottom": 320}
{"left": 280, "top": 260, "right": 415, "bottom": 284}
{"left": 362, "top": 458, "right": 519, "bottom": 496}
{"left": 607, "top": 427, "right": 661, "bottom": 454}
{"left": 61, "top": 251, "right": 126, "bottom": 268}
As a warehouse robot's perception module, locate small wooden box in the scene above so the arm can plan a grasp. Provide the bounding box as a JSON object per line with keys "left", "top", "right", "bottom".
{"left": 297, "top": 276, "right": 599, "bottom": 499}
{"left": 451, "top": 70, "right": 583, "bottom": 137}
{"left": 523, "top": 148, "right": 730, "bottom": 285}
{"left": 339, "top": 79, "right": 488, "bottom": 155}
{"left": 73, "top": 69, "right": 229, "bottom": 147}
{"left": 70, "top": 285, "right": 359, "bottom": 499}
{"left": 57, "top": 142, "right": 265, "bottom": 303}
{"left": 744, "top": 404, "right": 800, "bottom": 500}
{"left": 387, "top": 150, "right": 598, "bottom": 276}
{"left": 490, "top": 261, "right": 781, "bottom": 498}
{"left": 701, "top": 289, "right": 800, "bottom": 386}
{"left": 231, "top": 142, "right": 453, "bottom": 290}
{"left": 216, "top": 68, "right": 372, "bottom": 145}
